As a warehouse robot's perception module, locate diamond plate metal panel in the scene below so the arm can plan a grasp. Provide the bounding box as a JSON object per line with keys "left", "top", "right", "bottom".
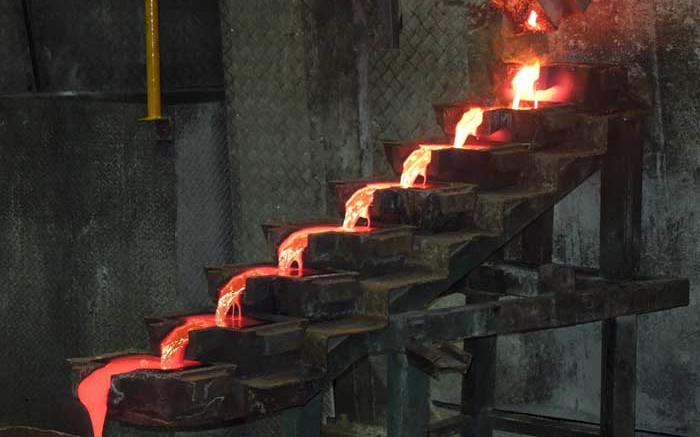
{"left": 173, "top": 102, "right": 235, "bottom": 310}
{"left": 27, "top": 0, "right": 223, "bottom": 92}
{"left": 0, "top": 0, "right": 33, "bottom": 93}
{"left": 220, "top": 0, "right": 327, "bottom": 262}
{"left": 0, "top": 97, "right": 177, "bottom": 435}
{"left": 367, "top": 0, "right": 472, "bottom": 174}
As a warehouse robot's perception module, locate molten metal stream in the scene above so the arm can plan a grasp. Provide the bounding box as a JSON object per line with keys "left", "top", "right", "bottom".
{"left": 512, "top": 61, "right": 541, "bottom": 109}
{"left": 77, "top": 355, "right": 196, "bottom": 437}
{"left": 79, "top": 96, "right": 496, "bottom": 437}
{"left": 279, "top": 106, "right": 486, "bottom": 270}
{"left": 215, "top": 266, "right": 281, "bottom": 326}
{"left": 453, "top": 108, "right": 485, "bottom": 149}
{"left": 343, "top": 182, "right": 398, "bottom": 228}
{"left": 278, "top": 226, "right": 342, "bottom": 272}
{"left": 160, "top": 315, "right": 215, "bottom": 369}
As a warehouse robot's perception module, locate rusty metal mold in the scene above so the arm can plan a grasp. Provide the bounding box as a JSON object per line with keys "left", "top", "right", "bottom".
{"left": 493, "top": 62, "right": 629, "bottom": 111}
{"left": 384, "top": 141, "right": 529, "bottom": 189}
{"left": 262, "top": 223, "right": 414, "bottom": 276}
{"left": 205, "top": 264, "right": 363, "bottom": 321}
{"left": 332, "top": 180, "right": 479, "bottom": 231}
{"left": 243, "top": 271, "right": 361, "bottom": 321}
{"left": 434, "top": 104, "right": 610, "bottom": 150}
{"left": 145, "top": 312, "right": 308, "bottom": 375}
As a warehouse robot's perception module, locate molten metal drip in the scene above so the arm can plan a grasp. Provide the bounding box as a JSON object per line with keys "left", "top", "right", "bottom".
{"left": 77, "top": 355, "right": 194, "bottom": 437}
{"left": 512, "top": 61, "right": 541, "bottom": 109}
{"left": 453, "top": 108, "right": 485, "bottom": 148}
{"left": 400, "top": 145, "right": 451, "bottom": 188}
{"left": 79, "top": 310, "right": 266, "bottom": 437}
{"left": 400, "top": 147, "right": 432, "bottom": 188}
{"left": 160, "top": 315, "right": 217, "bottom": 369}
{"left": 343, "top": 182, "right": 397, "bottom": 229}
{"left": 526, "top": 10, "right": 541, "bottom": 31}
{"left": 215, "top": 266, "right": 280, "bottom": 326}
{"left": 278, "top": 226, "right": 342, "bottom": 272}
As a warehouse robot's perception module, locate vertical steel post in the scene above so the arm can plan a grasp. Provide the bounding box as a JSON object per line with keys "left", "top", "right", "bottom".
{"left": 599, "top": 114, "right": 644, "bottom": 437}
{"left": 387, "top": 351, "right": 429, "bottom": 437}
{"left": 143, "top": 0, "right": 164, "bottom": 121}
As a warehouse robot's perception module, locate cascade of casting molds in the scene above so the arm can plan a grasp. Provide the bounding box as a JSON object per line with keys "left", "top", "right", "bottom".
{"left": 78, "top": 103, "right": 491, "bottom": 437}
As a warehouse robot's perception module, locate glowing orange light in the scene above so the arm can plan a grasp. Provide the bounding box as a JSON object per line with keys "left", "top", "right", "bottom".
{"left": 79, "top": 311, "right": 264, "bottom": 437}
{"left": 215, "top": 266, "right": 280, "bottom": 325}
{"left": 78, "top": 356, "right": 164, "bottom": 437}
{"left": 527, "top": 10, "right": 541, "bottom": 30}
{"left": 159, "top": 315, "right": 215, "bottom": 369}
{"left": 343, "top": 182, "right": 397, "bottom": 229}
{"left": 453, "top": 108, "right": 485, "bottom": 148}
{"left": 77, "top": 355, "right": 198, "bottom": 437}
{"left": 512, "top": 61, "right": 541, "bottom": 109}
{"left": 278, "top": 226, "right": 343, "bottom": 272}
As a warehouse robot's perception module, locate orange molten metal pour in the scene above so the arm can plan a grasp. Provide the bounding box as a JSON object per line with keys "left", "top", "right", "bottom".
{"left": 512, "top": 61, "right": 541, "bottom": 109}
{"left": 78, "top": 103, "right": 490, "bottom": 437}
{"left": 78, "top": 356, "right": 166, "bottom": 437}
{"left": 160, "top": 315, "right": 216, "bottom": 369}
{"left": 78, "top": 315, "right": 211, "bottom": 437}
{"left": 453, "top": 108, "right": 485, "bottom": 149}
{"left": 343, "top": 182, "right": 398, "bottom": 228}
{"left": 78, "top": 311, "right": 264, "bottom": 437}
{"left": 215, "top": 266, "right": 281, "bottom": 325}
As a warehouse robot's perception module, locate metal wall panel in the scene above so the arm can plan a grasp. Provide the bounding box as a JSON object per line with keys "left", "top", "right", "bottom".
{"left": 0, "top": 97, "right": 176, "bottom": 434}
{"left": 26, "top": 0, "right": 223, "bottom": 92}
{"left": 174, "top": 102, "right": 235, "bottom": 309}
{"left": 0, "top": 0, "right": 33, "bottom": 93}
{"left": 220, "top": 0, "right": 361, "bottom": 263}
{"left": 0, "top": 97, "right": 234, "bottom": 435}
{"left": 367, "top": 0, "right": 473, "bottom": 174}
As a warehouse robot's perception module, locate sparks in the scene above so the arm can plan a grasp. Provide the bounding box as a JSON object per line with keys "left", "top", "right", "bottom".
{"left": 526, "top": 10, "right": 541, "bottom": 31}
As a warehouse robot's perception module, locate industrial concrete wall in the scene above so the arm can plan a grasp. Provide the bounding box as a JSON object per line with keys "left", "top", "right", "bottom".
{"left": 0, "top": 98, "right": 231, "bottom": 435}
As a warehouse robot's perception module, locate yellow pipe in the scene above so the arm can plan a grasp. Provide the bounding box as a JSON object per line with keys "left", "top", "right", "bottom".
{"left": 142, "top": 0, "right": 165, "bottom": 121}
